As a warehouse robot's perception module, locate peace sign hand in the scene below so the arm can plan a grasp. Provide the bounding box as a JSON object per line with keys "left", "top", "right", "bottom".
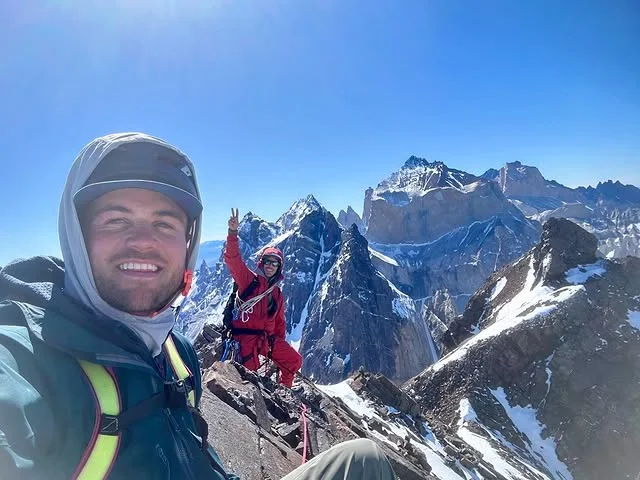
{"left": 229, "top": 208, "right": 240, "bottom": 232}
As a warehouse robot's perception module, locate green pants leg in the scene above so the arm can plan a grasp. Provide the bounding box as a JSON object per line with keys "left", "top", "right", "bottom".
{"left": 281, "top": 438, "right": 398, "bottom": 480}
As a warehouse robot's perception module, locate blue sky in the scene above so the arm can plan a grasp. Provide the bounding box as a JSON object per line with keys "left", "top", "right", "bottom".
{"left": 1, "top": 0, "right": 638, "bottom": 265}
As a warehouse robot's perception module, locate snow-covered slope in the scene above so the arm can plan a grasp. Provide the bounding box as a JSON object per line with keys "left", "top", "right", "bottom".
{"left": 405, "top": 218, "right": 640, "bottom": 480}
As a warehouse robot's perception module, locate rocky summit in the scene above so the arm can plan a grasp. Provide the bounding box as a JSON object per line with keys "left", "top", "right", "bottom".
{"left": 406, "top": 218, "right": 640, "bottom": 480}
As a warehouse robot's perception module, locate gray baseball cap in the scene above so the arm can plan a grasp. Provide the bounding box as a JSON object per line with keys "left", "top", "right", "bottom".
{"left": 73, "top": 141, "right": 203, "bottom": 219}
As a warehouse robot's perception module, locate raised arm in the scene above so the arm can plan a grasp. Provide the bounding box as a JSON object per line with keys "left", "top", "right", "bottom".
{"left": 223, "top": 208, "right": 256, "bottom": 291}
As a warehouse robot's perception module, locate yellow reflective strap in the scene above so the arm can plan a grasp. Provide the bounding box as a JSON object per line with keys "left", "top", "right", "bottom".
{"left": 77, "top": 434, "right": 120, "bottom": 480}
{"left": 75, "top": 360, "right": 121, "bottom": 480}
{"left": 163, "top": 335, "right": 196, "bottom": 407}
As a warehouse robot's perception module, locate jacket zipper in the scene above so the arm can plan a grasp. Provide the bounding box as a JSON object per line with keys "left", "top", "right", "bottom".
{"left": 156, "top": 444, "right": 171, "bottom": 480}
{"left": 165, "top": 409, "right": 196, "bottom": 480}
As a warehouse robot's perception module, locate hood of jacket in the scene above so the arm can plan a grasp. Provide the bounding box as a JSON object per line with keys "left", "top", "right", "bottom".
{"left": 58, "top": 132, "right": 202, "bottom": 355}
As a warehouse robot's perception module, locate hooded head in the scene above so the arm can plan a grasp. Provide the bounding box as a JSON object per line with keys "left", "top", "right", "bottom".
{"left": 258, "top": 246, "right": 284, "bottom": 281}
{"left": 59, "top": 133, "right": 202, "bottom": 355}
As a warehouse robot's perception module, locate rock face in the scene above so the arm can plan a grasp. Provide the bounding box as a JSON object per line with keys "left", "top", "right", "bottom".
{"left": 489, "top": 162, "right": 640, "bottom": 259}
{"left": 270, "top": 196, "right": 343, "bottom": 343}
{"left": 499, "top": 161, "right": 583, "bottom": 203}
{"left": 337, "top": 205, "right": 364, "bottom": 232}
{"left": 364, "top": 157, "right": 518, "bottom": 245}
{"left": 300, "top": 225, "right": 438, "bottom": 383}
{"left": 405, "top": 218, "right": 640, "bottom": 480}
{"left": 361, "top": 156, "right": 540, "bottom": 329}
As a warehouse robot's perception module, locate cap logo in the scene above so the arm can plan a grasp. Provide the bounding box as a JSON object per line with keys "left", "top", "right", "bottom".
{"left": 181, "top": 165, "right": 193, "bottom": 177}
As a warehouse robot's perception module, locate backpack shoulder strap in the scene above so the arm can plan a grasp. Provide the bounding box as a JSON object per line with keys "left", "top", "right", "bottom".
{"left": 73, "top": 338, "right": 204, "bottom": 479}
{"left": 163, "top": 334, "right": 197, "bottom": 408}
{"left": 74, "top": 360, "right": 121, "bottom": 480}
{"left": 238, "top": 276, "right": 260, "bottom": 301}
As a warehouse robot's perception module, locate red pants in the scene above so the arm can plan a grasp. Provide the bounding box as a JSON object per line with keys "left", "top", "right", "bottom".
{"left": 237, "top": 334, "right": 302, "bottom": 387}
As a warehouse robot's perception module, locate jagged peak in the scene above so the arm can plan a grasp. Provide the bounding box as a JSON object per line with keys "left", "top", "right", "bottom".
{"left": 480, "top": 168, "right": 500, "bottom": 180}
{"left": 338, "top": 223, "right": 373, "bottom": 271}
{"left": 503, "top": 160, "right": 542, "bottom": 175}
{"left": 402, "top": 155, "right": 446, "bottom": 170}
{"left": 197, "top": 259, "right": 210, "bottom": 273}
{"left": 576, "top": 179, "right": 640, "bottom": 205}
{"left": 531, "top": 218, "right": 598, "bottom": 282}
{"left": 374, "top": 157, "right": 479, "bottom": 199}
{"left": 276, "top": 194, "right": 326, "bottom": 230}
{"left": 289, "top": 194, "right": 322, "bottom": 211}
{"left": 304, "top": 193, "right": 321, "bottom": 208}
{"left": 238, "top": 211, "right": 266, "bottom": 228}
{"left": 345, "top": 222, "right": 361, "bottom": 236}
{"left": 237, "top": 211, "right": 273, "bottom": 239}
{"left": 241, "top": 211, "right": 260, "bottom": 222}
{"left": 338, "top": 205, "right": 361, "bottom": 219}
{"left": 598, "top": 179, "right": 624, "bottom": 188}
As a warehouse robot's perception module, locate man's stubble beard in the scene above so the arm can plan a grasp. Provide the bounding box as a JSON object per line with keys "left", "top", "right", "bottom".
{"left": 94, "top": 268, "right": 183, "bottom": 316}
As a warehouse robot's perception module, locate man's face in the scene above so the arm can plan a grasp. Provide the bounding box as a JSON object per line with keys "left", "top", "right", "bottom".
{"left": 83, "top": 188, "right": 188, "bottom": 316}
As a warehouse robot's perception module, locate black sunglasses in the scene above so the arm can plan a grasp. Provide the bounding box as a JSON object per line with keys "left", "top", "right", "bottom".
{"left": 262, "top": 259, "right": 281, "bottom": 267}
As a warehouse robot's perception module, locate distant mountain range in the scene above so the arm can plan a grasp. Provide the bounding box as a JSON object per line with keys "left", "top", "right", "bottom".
{"left": 196, "top": 239, "right": 224, "bottom": 268}
{"left": 191, "top": 216, "right": 640, "bottom": 480}
{"left": 180, "top": 156, "right": 639, "bottom": 382}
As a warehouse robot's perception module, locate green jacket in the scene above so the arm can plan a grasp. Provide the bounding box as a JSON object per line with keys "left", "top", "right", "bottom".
{"left": 0, "top": 256, "right": 239, "bottom": 479}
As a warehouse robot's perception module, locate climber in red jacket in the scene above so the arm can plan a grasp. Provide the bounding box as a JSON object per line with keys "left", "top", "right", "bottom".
{"left": 223, "top": 208, "right": 303, "bottom": 387}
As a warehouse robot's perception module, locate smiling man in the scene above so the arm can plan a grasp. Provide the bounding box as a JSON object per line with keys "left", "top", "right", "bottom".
{"left": 0, "top": 133, "right": 397, "bottom": 480}
{"left": 0, "top": 133, "right": 242, "bottom": 479}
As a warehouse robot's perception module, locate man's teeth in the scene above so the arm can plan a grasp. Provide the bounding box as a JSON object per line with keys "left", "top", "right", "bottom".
{"left": 118, "top": 263, "right": 159, "bottom": 272}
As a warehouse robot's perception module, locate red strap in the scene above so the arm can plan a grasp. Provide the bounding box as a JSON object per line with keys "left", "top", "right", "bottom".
{"left": 300, "top": 403, "right": 309, "bottom": 464}
{"left": 182, "top": 270, "right": 194, "bottom": 296}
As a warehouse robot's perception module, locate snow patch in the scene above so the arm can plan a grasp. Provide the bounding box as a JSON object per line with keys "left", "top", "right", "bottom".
{"left": 411, "top": 442, "right": 467, "bottom": 480}
{"left": 457, "top": 400, "right": 527, "bottom": 480}
{"left": 565, "top": 262, "right": 606, "bottom": 285}
{"left": 431, "top": 258, "right": 583, "bottom": 372}
{"left": 392, "top": 296, "right": 416, "bottom": 320}
{"left": 317, "top": 380, "right": 375, "bottom": 418}
{"left": 265, "top": 229, "right": 293, "bottom": 248}
{"left": 489, "top": 277, "right": 507, "bottom": 302}
{"left": 492, "top": 388, "right": 573, "bottom": 480}
{"left": 627, "top": 311, "right": 640, "bottom": 330}
{"left": 319, "top": 381, "right": 471, "bottom": 480}
{"left": 369, "top": 247, "right": 399, "bottom": 266}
